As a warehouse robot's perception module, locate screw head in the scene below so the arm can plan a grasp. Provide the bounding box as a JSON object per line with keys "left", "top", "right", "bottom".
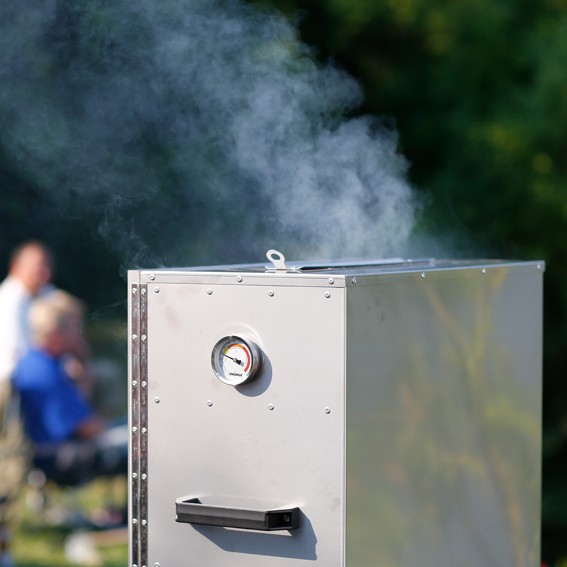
{"left": 268, "top": 290, "right": 275, "bottom": 297}
{"left": 421, "top": 273, "right": 426, "bottom": 279}
{"left": 236, "top": 275, "right": 243, "bottom": 282}
{"left": 482, "top": 268, "right": 487, "bottom": 274}
{"left": 153, "top": 286, "right": 160, "bottom": 293}
{"left": 328, "top": 277, "right": 335, "bottom": 285}
{"left": 149, "top": 274, "right": 155, "bottom": 281}
{"left": 324, "top": 291, "right": 331, "bottom": 299}
{"left": 207, "top": 400, "right": 213, "bottom": 407}
{"left": 132, "top": 426, "right": 138, "bottom": 433}
{"left": 132, "top": 472, "right": 138, "bottom": 479}
{"left": 207, "top": 288, "right": 213, "bottom": 295}
{"left": 268, "top": 403, "right": 274, "bottom": 411}
{"left": 154, "top": 396, "right": 160, "bottom": 404}
{"left": 352, "top": 277, "right": 357, "bottom": 284}
{"left": 324, "top": 407, "right": 331, "bottom": 414}
{"left": 132, "top": 518, "right": 138, "bottom": 525}
{"left": 132, "top": 287, "right": 137, "bottom": 294}
{"left": 132, "top": 334, "right": 138, "bottom": 341}
{"left": 132, "top": 380, "right": 138, "bottom": 387}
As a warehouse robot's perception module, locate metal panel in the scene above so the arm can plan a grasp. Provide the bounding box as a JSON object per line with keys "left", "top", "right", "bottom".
{"left": 345, "top": 265, "right": 542, "bottom": 567}
{"left": 128, "top": 274, "right": 140, "bottom": 567}
{"left": 145, "top": 282, "right": 346, "bottom": 566}
{"left": 129, "top": 278, "right": 149, "bottom": 567}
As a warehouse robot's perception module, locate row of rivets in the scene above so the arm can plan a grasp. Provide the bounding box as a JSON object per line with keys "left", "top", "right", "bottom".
{"left": 205, "top": 400, "right": 331, "bottom": 413}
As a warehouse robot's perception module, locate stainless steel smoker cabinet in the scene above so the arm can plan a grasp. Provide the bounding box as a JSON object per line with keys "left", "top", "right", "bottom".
{"left": 128, "top": 254, "right": 543, "bottom": 567}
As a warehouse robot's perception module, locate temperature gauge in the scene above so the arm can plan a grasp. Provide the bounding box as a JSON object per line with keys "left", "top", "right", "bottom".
{"left": 211, "top": 335, "right": 262, "bottom": 386}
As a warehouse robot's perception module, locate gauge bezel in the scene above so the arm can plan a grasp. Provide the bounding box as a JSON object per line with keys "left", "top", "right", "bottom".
{"left": 211, "top": 335, "right": 263, "bottom": 386}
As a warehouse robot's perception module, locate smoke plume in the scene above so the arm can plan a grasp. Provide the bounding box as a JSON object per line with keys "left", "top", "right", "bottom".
{"left": 0, "top": 0, "right": 420, "bottom": 265}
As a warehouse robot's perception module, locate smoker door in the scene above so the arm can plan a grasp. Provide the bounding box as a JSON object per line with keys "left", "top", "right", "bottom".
{"left": 142, "top": 281, "right": 345, "bottom": 566}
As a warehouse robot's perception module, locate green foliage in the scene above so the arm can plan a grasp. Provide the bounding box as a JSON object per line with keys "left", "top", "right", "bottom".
{"left": 249, "top": 0, "right": 567, "bottom": 560}
{"left": 1, "top": 0, "right": 566, "bottom": 560}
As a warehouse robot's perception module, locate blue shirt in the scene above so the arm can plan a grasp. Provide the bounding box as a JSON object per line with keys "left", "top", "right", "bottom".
{"left": 13, "top": 348, "right": 93, "bottom": 443}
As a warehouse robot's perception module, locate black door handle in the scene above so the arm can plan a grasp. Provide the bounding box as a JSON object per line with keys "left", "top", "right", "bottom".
{"left": 175, "top": 497, "right": 301, "bottom": 531}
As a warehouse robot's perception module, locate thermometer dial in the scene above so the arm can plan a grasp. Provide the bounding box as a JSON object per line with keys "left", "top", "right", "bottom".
{"left": 211, "top": 335, "right": 262, "bottom": 386}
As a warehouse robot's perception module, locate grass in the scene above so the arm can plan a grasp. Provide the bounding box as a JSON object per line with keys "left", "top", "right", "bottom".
{"left": 10, "top": 477, "right": 128, "bottom": 566}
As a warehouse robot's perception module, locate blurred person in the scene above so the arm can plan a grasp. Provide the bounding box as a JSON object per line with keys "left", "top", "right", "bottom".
{"left": 0, "top": 241, "right": 54, "bottom": 384}
{"left": 12, "top": 291, "right": 127, "bottom": 487}
{"left": 0, "top": 241, "right": 53, "bottom": 567}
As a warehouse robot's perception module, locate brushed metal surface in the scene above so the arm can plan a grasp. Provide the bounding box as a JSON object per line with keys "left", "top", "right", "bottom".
{"left": 345, "top": 266, "right": 542, "bottom": 567}
{"left": 145, "top": 283, "right": 345, "bottom": 566}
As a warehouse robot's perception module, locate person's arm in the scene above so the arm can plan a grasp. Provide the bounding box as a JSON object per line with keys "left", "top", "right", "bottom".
{"left": 0, "top": 297, "right": 23, "bottom": 382}
{"left": 74, "top": 415, "right": 107, "bottom": 439}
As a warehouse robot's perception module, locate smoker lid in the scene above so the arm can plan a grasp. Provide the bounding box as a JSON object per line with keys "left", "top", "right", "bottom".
{"left": 157, "top": 250, "right": 532, "bottom": 276}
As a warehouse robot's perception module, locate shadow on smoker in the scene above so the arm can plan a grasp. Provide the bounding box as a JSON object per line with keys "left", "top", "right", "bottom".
{"left": 191, "top": 511, "right": 317, "bottom": 560}
{"left": 235, "top": 355, "right": 273, "bottom": 398}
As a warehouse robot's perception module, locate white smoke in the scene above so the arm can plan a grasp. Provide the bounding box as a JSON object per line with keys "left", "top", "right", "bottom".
{"left": 0, "top": 0, "right": 420, "bottom": 265}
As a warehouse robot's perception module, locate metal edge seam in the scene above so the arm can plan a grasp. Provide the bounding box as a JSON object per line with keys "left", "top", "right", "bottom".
{"left": 130, "top": 283, "right": 141, "bottom": 566}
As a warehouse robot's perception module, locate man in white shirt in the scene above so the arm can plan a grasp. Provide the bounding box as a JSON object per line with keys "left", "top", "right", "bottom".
{"left": 0, "top": 241, "right": 53, "bottom": 567}
{"left": 0, "top": 241, "right": 53, "bottom": 383}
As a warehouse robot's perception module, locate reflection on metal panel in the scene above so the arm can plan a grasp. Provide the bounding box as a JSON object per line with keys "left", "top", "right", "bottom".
{"left": 346, "top": 267, "right": 542, "bottom": 567}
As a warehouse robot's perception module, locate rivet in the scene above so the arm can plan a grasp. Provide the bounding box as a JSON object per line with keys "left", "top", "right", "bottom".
{"left": 207, "top": 400, "right": 213, "bottom": 407}
{"left": 268, "top": 403, "right": 274, "bottom": 411}
{"left": 141, "top": 288, "right": 146, "bottom": 295}
{"left": 132, "top": 426, "right": 138, "bottom": 433}
{"left": 328, "top": 278, "right": 335, "bottom": 285}
{"left": 132, "top": 334, "right": 138, "bottom": 341}
{"left": 236, "top": 275, "right": 243, "bottom": 283}
{"left": 132, "top": 380, "right": 138, "bottom": 387}
{"left": 142, "top": 428, "right": 147, "bottom": 434}
{"left": 482, "top": 268, "right": 487, "bottom": 274}
{"left": 153, "top": 286, "right": 160, "bottom": 293}
{"left": 421, "top": 273, "right": 426, "bottom": 279}
{"left": 324, "top": 407, "right": 331, "bottom": 414}
{"left": 141, "top": 335, "right": 147, "bottom": 342}
{"left": 324, "top": 291, "right": 331, "bottom": 299}
{"left": 352, "top": 277, "right": 357, "bottom": 285}
{"left": 149, "top": 274, "right": 155, "bottom": 281}
{"left": 268, "top": 290, "right": 275, "bottom": 297}
{"left": 142, "top": 381, "right": 147, "bottom": 388}
{"left": 132, "top": 288, "right": 137, "bottom": 294}
{"left": 132, "top": 472, "right": 138, "bottom": 479}
{"left": 154, "top": 396, "right": 160, "bottom": 404}
{"left": 132, "top": 518, "right": 138, "bottom": 525}
{"left": 142, "top": 473, "right": 147, "bottom": 480}
{"left": 142, "top": 519, "right": 147, "bottom": 526}
{"left": 154, "top": 563, "right": 160, "bottom": 567}
{"left": 207, "top": 288, "right": 213, "bottom": 295}
{"left": 537, "top": 264, "right": 543, "bottom": 271}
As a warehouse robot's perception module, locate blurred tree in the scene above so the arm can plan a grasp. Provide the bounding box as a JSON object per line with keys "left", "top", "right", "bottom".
{"left": 249, "top": 0, "right": 567, "bottom": 560}
{"left": 250, "top": 0, "right": 567, "bottom": 561}
{"left": 0, "top": 0, "right": 565, "bottom": 558}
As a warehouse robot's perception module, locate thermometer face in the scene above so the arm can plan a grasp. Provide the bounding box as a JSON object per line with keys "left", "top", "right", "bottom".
{"left": 211, "top": 336, "right": 262, "bottom": 386}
